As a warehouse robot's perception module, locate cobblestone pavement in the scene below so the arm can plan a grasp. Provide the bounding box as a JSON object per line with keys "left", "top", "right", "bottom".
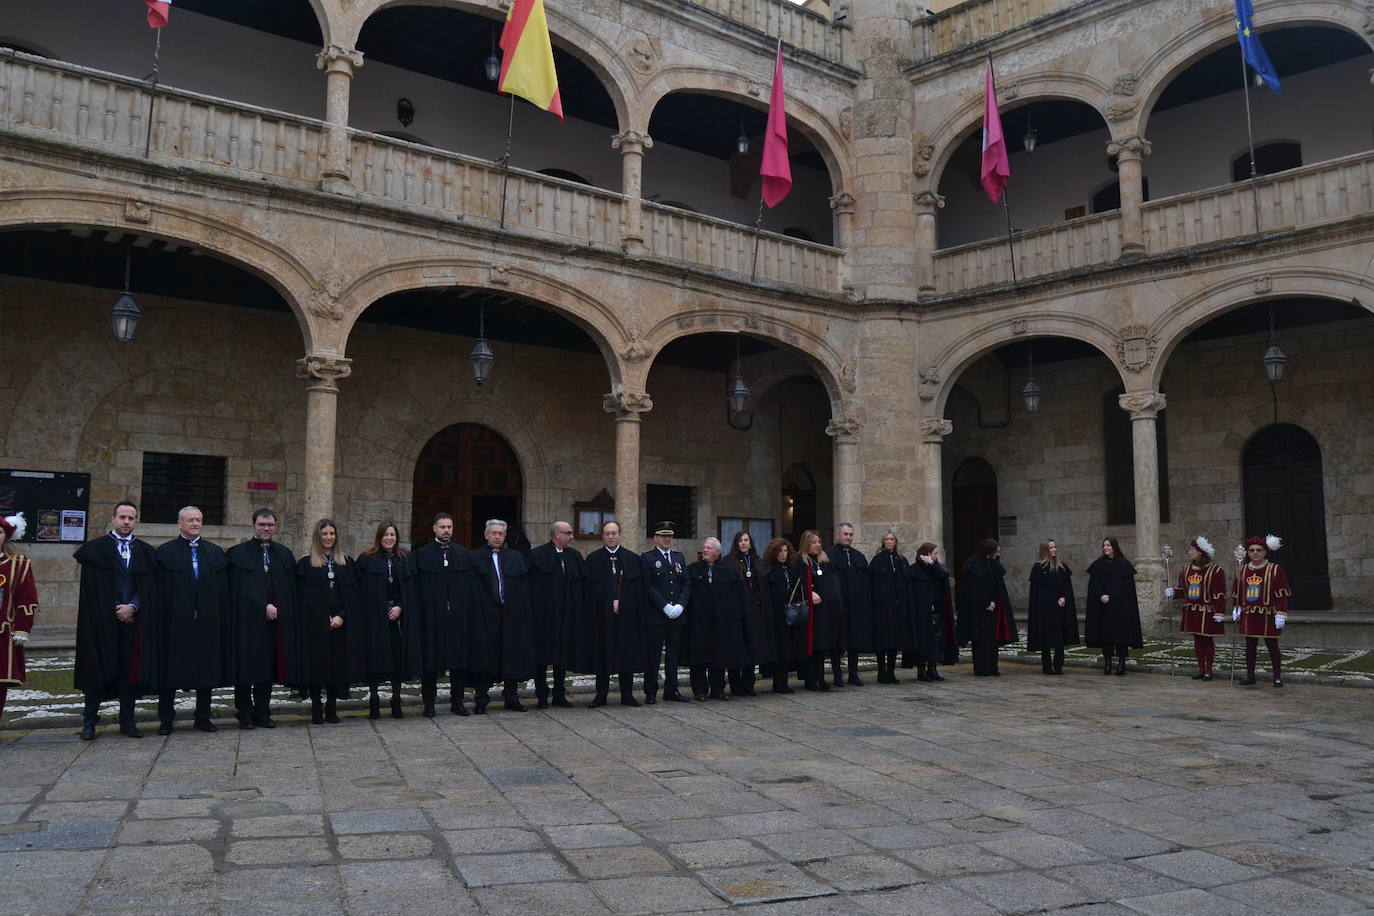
{"left": 3, "top": 666, "right": 1373, "bottom": 915}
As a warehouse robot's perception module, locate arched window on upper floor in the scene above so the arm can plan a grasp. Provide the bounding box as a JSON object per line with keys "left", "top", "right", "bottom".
{"left": 1231, "top": 141, "right": 1302, "bottom": 182}
{"left": 537, "top": 169, "right": 592, "bottom": 186}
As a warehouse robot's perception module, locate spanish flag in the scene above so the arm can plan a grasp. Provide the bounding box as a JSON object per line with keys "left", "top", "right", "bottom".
{"left": 498, "top": 0, "right": 563, "bottom": 121}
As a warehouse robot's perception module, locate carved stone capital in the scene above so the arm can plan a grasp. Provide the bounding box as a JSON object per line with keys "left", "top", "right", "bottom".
{"left": 913, "top": 189, "right": 945, "bottom": 211}
{"left": 315, "top": 44, "right": 364, "bottom": 74}
{"left": 920, "top": 417, "right": 953, "bottom": 443}
{"left": 1107, "top": 136, "right": 1151, "bottom": 159}
{"left": 1118, "top": 390, "right": 1166, "bottom": 419}
{"left": 825, "top": 416, "right": 861, "bottom": 441}
{"left": 612, "top": 129, "right": 653, "bottom": 153}
{"left": 828, "top": 191, "right": 856, "bottom": 214}
{"left": 296, "top": 354, "right": 353, "bottom": 391}
{"left": 603, "top": 385, "right": 653, "bottom": 416}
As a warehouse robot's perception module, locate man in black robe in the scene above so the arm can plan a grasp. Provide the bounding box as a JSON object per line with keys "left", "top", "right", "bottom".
{"left": 73, "top": 501, "right": 159, "bottom": 740}
{"left": 684, "top": 538, "right": 752, "bottom": 700}
{"left": 643, "top": 521, "right": 691, "bottom": 703}
{"left": 225, "top": 507, "right": 296, "bottom": 729}
{"left": 471, "top": 519, "right": 536, "bottom": 712}
{"left": 584, "top": 520, "right": 647, "bottom": 707}
{"left": 412, "top": 512, "right": 474, "bottom": 717}
{"left": 155, "top": 506, "right": 230, "bottom": 734}
{"left": 956, "top": 538, "right": 1018, "bottom": 676}
{"left": 826, "top": 523, "right": 869, "bottom": 686}
{"left": 526, "top": 521, "right": 581, "bottom": 709}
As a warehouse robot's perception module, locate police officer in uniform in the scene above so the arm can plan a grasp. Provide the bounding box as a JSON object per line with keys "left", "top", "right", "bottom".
{"left": 642, "top": 521, "right": 691, "bottom": 703}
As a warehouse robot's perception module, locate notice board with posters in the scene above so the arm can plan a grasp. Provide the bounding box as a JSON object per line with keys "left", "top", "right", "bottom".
{"left": 0, "top": 469, "right": 92, "bottom": 544}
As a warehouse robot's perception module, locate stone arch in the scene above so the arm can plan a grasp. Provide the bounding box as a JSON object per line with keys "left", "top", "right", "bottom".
{"left": 344, "top": 0, "right": 632, "bottom": 130}
{"left": 0, "top": 191, "right": 320, "bottom": 351}
{"left": 638, "top": 66, "right": 853, "bottom": 197}
{"left": 1135, "top": 7, "right": 1374, "bottom": 139}
{"left": 1146, "top": 267, "right": 1374, "bottom": 390}
{"left": 927, "top": 314, "right": 1126, "bottom": 417}
{"left": 923, "top": 75, "right": 1113, "bottom": 192}
{"left": 335, "top": 259, "right": 628, "bottom": 388}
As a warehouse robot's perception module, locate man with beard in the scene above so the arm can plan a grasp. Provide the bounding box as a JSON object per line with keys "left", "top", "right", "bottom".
{"left": 956, "top": 538, "right": 1017, "bottom": 677}
{"left": 225, "top": 508, "right": 295, "bottom": 729}
{"left": 526, "top": 521, "right": 582, "bottom": 709}
{"left": 471, "top": 519, "right": 536, "bottom": 712}
{"left": 411, "top": 513, "right": 475, "bottom": 717}
{"left": 583, "top": 520, "right": 648, "bottom": 706}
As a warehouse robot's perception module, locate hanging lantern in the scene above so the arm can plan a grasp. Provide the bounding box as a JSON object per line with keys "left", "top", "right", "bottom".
{"left": 727, "top": 338, "right": 751, "bottom": 415}
{"left": 1021, "top": 342, "right": 1041, "bottom": 412}
{"left": 111, "top": 248, "right": 141, "bottom": 342}
{"left": 470, "top": 303, "right": 495, "bottom": 385}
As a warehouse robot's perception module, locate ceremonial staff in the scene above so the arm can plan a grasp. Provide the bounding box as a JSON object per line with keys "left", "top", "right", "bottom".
{"left": 1161, "top": 543, "right": 1175, "bottom": 677}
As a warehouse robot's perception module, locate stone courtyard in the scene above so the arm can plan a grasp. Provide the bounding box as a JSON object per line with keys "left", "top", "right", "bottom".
{"left": 2, "top": 668, "right": 1372, "bottom": 915}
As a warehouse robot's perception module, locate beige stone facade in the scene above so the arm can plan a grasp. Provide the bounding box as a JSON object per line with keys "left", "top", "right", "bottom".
{"left": 2, "top": 0, "right": 1372, "bottom": 642}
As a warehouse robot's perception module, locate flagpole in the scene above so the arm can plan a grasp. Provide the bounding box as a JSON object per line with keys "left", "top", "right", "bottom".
{"left": 1238, "top": 50, "right": 1263, "bottom": 234}
{"left": 498, "top": 94, "right": 516, "bottom": 230}
{"left": 143, "top": 28, "right": 161, "bottom": 158}
{"left": 1001, "top": 191, "right": 1018, "bottom": 285}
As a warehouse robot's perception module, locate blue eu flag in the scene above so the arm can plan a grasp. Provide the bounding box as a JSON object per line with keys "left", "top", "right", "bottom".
{"left": 1235, "top": 0, "right": 1281, "bottom": 93}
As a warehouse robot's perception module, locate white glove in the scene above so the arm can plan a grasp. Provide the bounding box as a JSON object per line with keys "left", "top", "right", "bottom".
{"left": 1164, "top": 588, "right": 1175, "bottom": 598}
{"left": 1212, "top": 613, "right": 1226, "bottom": 623}
{"left": 12, "top": 634, "right": 28, "bottom": 646}
{"left": 664, "top": 604, "right": 684, "bottom": 620}
{"left": 1232, "top": 607, "right": 1242, "bottom": 622}
{"left": 1274, "top": 613, "right": 1286, "bottom": 629}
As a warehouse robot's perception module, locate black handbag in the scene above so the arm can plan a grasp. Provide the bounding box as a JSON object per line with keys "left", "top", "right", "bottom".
{"left": 784, "top": 576, "right": 809, "bottom": 627}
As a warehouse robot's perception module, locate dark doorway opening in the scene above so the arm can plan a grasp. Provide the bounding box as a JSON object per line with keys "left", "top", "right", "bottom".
{"left": 781, "top": 462, "right": 817, "bottom": 548}
{"left": 952, "top": 457, "right": 998, "bottom": 570}
{"left": 411, "top": 423, "right": 523, "bottom": 550}
{"left": 1242, "top": 423, "right": 1331, "bottom": 610}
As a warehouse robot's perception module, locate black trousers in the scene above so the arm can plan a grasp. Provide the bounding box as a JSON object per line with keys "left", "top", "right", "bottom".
{"left": 727, "top": 667, "right": 754, "bottom": 693}
{"left": 475, "top": 678, "right": 520, "bottom": 703}
{"left": 971, "top": 637, "right": 999, "bottom": 675}
{"left": 645, "top": 625, "right": 684, "bottom": 698}
{"left": 689, "top": 665, "right": 726, "bottom": 697}
{"left": 421, "top": 672, "right": 464, "bottom": 705}
{"left": 158, "top": 688, "right": 213, "bottom": 724}
{"left": 1040, "top": 647, "right": 1065, "bottom": 672}
{"left": 594, "top": 673, "right": 635, "bottom": 698}
{"left": 233, "top": 683, "right": 273, "bottom": 720}
{"left": 83, "top": 680, "right": 142, "bottom": 727}
{"left": 535, "top": 666, "right": 567, "bottom": 700}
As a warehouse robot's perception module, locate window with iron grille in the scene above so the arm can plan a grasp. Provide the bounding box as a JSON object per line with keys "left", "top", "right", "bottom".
{"left": 646, "top": 484, "right": 696, "bottom": 540}
{"left": 141, "top": 452, "right": 227, "bottom": 526}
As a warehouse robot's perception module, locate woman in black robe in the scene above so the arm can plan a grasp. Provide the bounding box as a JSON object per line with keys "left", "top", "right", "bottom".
{"left": 1085, "top": 536, "right": 1142, "bottom": 675}
{"left": 356, "top": 521, "right": 417, "bottom": 718}
{"left": 759, "top": 538, "right": 806, "bottom": 693}
{"left": 725, "top": 530, "right": 771, "bottom": 696}
{"left": 797, "top": 530, "right": 844, "bottom": 691}
{"left": 907, "top": 542, "right": 956, "bottom": 680}
{"left": 956, "top": 538, "right": 1017, "bottom": 676}
{"left": 1026, "top": 539, "right": 1079, "bottom": 676}
{"left": 868, "top": 532, "right": 912, "bottom": 684}
{"left": 295, "top": 519, "right": 363, "bottom": 724}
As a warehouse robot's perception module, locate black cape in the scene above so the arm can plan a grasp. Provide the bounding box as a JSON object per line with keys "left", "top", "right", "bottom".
{"left": 760, "top": 560, "right": 808, "bottom": 672}
{"left": 868, "top": 549, "right": 913, "bottom": 654}
{"left": 73, "top": 535, "right": 159, "bottom": 698}
{"left": 825, "top": 544, "right": 868, "bottom": 652}
{"left": 295, "top": 555, "right": 367, "bottom": 687}
{"left": 471, "top": 546, "right": 538, "bottom": 682}
{"left": 726, "top": 551, "right": 773, "bottom": 668}
{"left": 583, "top": 546, "right": 650, "bottom": 676}
{"left": 411, "top": 540, "right": 478, "bottom": 676}
{"left": 800, "top": 556, "right": 844, "bottom": 655}
{"left": 1026, "top": 562, "right": 1080, "bottom": 651}
{"left": 906, "top": 559, "right": 957, "bottom": 666}
{"left": 1084, "top": 556, "right": 1142, "bottom": 648}
{"left": 155, "top": 537, "right": 231, "bottom": 689}
{"left": 955, "top": 556, "right": 1018, "bottom": 648}
{"left": 682, "top": 561, "right": 753, "bottom": 670}
{"left": 356, "top": 551, "right": 419, "bottom": 679}
{"left": 225, "top": 539, "right": 297, "bottom": 686}
{"left": 526, "top": 543, "right": 584, "bottom": 671}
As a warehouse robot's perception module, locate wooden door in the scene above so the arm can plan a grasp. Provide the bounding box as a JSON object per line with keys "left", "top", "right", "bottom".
{"left": 411, "top": 424, "right": 523, "bottom": 549}
{"left": 952, "top": 457, "right": 998, "bottom": 571}
{"left": 1243, "top": 424, "right": 1331, "bottom": 610}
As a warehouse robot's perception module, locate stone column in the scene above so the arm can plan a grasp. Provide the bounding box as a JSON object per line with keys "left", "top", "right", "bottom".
{"left": 829, "top": 191, "right": 856, "bottom": 294}
{"left": 297, "top": 354, "right": 353, "bottom": 530}
{"left": 1108, "top": 136, "right": 1151, "bottom": 258}
{"left": 316, "top": 44, "right": 364, "bottom": 193}
{"left": 826, "top": 415, "right": 861, "bottom": 538}
{"left": 1119, "top": 390, "right": 1165, "bottom": 560}
{"left": 613, "top": 129, "right": 652, "bottom": 254}
{"left": 919, "top": 417, "right": 953, "bottom": 550}
{"left": 603, "top": 385, "right": 653, "bottom": 551}
{"left": 913, "top": 190, "right": 945, "bottom": 296}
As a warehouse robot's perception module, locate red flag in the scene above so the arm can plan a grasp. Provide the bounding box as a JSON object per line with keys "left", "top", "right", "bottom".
{"left": 146, "top": 0, "right": 171, "bottom": 29}
{"left": 759, "top": 39, "right": 792, "bottom": 209}
{"left": 980, "top": 59, "right": 1010, "bottom": 203}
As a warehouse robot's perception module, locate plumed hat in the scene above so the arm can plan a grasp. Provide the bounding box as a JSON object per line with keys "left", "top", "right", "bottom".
{"left": 0, "top": 512, "right": 26, "bottom": 541}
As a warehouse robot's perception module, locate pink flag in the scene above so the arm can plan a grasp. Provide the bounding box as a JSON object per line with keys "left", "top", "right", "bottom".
{"left": 980, "top": 60, "right": 1010, "bottom": 203}
{"left": 146, "top": 0, "right": 171, "bottom": 29}
{"left": 760, "top": 39, "right": 792, "bottom": 209}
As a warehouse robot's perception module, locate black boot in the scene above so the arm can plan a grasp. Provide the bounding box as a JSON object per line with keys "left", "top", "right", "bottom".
{"left": 1115, "top": 654, "right": 1127, "bottom": 676}
{"left": 390, "top": 680, "right": 405, "bottom": 718}
{"left": 310, "top": 689, "right": 324, "bottom": 725}
{"left": 1103, "top": 654, "right": 1114, "bottom": 676}
{"left": 368, "top": 684, "right": 382, "bottom": 720}
{"left": 928, "top": 663, "right": 944, "bottom": 682}
{"left": 325, "top": 688, "right": 341, "bottom": 723}
{"left": 1041, "top": 650, "right": 1054, "bottom": 675}
{"left": 772, "top": 672, "right": 793, "bottom": 694}
{"left": 846, "top": 653, "right": 863, "bottom": 686}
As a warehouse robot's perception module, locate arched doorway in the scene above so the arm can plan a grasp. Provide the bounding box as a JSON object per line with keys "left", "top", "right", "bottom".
{"left": 952, "top": 457, "right": 998, "bottom": 569}
{"left": 1242, "top": 423, "right": 1331, "bottom": 609}
{"left": 781, "top": 462, "right": 817, "bottom": 547}
{"left": 411, "top": 423, "right": 522, "bottom": 549}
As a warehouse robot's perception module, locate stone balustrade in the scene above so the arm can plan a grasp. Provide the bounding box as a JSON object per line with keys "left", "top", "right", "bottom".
{"left": 1, "top": 52, "right": 843, "bottom": 293}
{"left": 914, "top": 0, "right": 1078, "bottom": 59}
{"left": 930, "top": 150, "right": 1374, "bottom": 294}
{"left": 687, "top": 0, "right": 853, "bottom": 66}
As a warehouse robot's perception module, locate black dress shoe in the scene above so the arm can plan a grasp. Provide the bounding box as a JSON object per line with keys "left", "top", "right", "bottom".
{"left": 422, "top": 703, "right": 437, "bottom": 718}
{"left": 741, "top": 687, "right": 758, "bottom": 696}
{"left": 451, "top": 703, "right": 471, "bottom": 717}
{"left": 708, "top": 691, "right": 730, "bottom": 701}
{"left": 504, "top": 700, "right": 527, "bottom": 712}
{"left": 120, "top": 723, "right": 143, "bottom": 739}
{"left": 916, "top": 670, "right": 929, "bottom": 682}
{"left": 254, "top": 716, "right": 276, "bottom": 729}
{"left": 818, "top": 680, "right": 831, "bottom": 692}
{"left": 1191, "top": 672, "right": 1208, "bottom": 680}
{"left": 157, "top": 722, "right": 173, "bottom": 735}
{"left": 693, "top": 693, "right": 708, "bottom": 702}
{"left": 238, "top": 717, "right": 256, "bottom": 730}
{"left": 589, "top": 696, "right": 608, "bottom": 708}
{"left": 929, "top": 669, "right": 945, "bottom": 682}
{"left": 620, "top": 696, "right": 642, "bottom": 707}
{"left": 536, "top": 697, "right": 550, "bottom": 710}
{"left": 194, "top": 719, "right": 218, "bottom": 733}
{"left": 644, "top": 695, "right": 657, "bottom": 705}
{"left": 772, "top": 684, "right": 794, "bottom": 694}
{"left": 1199, "top": 674, "right": 1211, "bottom": 682}
{"left": 831, "top": 678, "right": 845, "bottom": 688}
{"left": 803, "top": 682, "right": 819, "bottom": 691}
{"left": 80, "top": 723, "right": 97, "bottom": 741}
{"left": 552, "top": 696, "right": 574, "bottom": 709}
{"left": 474, "top": 703, "right": 488, "bottom": 715}
{"left": 665, "top": 693, "right": 690, "bottom": 703}
{"left": 847, "top": 675, "right": 863, "bottom": 686}
{"left": 1239, "top": 676, "right": 1257, "bottom": 686}
{"left": 1273, "top": 679, "right": 1283, "bottom": 688}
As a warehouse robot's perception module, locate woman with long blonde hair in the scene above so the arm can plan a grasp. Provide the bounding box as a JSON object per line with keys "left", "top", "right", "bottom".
{"left": 295, "top": 519, "right": 362, "bottom": 723}
{"left": 1027, "top": 539, "right": 1078, "bottom": 675}
{"left": 796, "top": 530, "right": 843, "bottom": 691}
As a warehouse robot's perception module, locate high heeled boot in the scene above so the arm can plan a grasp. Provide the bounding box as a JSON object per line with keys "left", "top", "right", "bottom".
{"left": 309, "top": 688, "right": 324, "bottom": 724}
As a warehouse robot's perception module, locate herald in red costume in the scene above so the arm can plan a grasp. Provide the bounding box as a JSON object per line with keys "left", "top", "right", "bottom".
{"left": 1233, "top": 535, "right": 1291, "bottom": 686}
{"left": 1171, "top": 537, "right": 1226, "bottom": 679}
{"left": 0, "top": 548, "right": 39, "bottom": 721}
